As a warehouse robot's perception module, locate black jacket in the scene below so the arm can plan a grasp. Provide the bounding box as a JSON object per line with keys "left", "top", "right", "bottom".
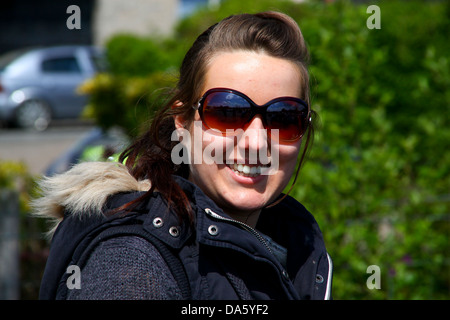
{"left": 39, "top": 174, "right": 332, "bottom": 300}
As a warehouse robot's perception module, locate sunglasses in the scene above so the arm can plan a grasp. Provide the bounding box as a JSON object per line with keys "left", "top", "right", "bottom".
{"left": 194, "top": 88, "right": 310, "bottom": 142}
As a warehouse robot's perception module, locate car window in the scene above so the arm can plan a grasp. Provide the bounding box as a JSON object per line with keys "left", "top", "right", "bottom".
{"left": 41, "top": 56, "right": 81, "bottom": 73}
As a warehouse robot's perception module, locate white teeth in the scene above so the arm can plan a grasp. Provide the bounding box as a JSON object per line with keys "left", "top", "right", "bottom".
{"left": 229, "top": 163, "right": 263, "bottom": 177}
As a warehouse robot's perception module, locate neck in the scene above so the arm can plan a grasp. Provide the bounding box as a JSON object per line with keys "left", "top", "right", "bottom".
{"left": 225, "top": 209, "right": 261, "bottom": 229}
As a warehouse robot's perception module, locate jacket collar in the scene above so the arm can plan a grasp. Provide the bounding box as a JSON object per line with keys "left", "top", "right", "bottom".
{"left": 174, "top": 175, "right": 327, "bottom": 279}
{"left": 167, "top": 176, "right": 322, "bottom": 271}
{"left": 105, "top": 175, "right": 325, "bottom": 276}
{"left": 129, "top": 176, "right": 285, "bottom": 263}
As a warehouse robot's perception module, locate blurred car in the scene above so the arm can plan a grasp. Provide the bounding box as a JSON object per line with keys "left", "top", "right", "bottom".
{"left": 44, "top": 126, "right": 129, "bottom": 176}
{"left": 0, "top": 45, "right": 106, "bottom": 131}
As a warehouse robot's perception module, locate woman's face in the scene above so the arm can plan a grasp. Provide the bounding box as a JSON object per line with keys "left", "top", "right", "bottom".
{"left": 176, "top": 51, "right": 304, "bottom": 225}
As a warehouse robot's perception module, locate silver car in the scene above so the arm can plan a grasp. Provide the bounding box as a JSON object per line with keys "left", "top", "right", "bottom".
{"left": 0, "top": 45, "right": 105, "bottom": 131}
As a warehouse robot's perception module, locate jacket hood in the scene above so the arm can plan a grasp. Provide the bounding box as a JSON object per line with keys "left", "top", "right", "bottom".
{"left": 32, "top": 161, "right": 151, "bottom": 236}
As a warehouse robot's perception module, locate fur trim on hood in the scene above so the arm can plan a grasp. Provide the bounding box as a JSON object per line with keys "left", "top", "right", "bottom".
{"left": 32, "top": 161, "right": 151, "bottom": 237}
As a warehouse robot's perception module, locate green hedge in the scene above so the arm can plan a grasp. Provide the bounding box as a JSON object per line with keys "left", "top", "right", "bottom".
{"left": 79, "top": 72, "right": 177, "bottom": 137}
{"left": 0, "top": 161, "right": 48, "bottom": 299}
{"left": 80, "top": 0, "right": 449, "bottom": 299}
{"left": 286, "top": 0, "right": 449, "bottom": 299}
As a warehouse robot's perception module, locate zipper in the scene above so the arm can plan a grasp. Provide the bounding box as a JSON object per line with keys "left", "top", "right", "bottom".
{"left": 204, "top": 208, "right": 273, "bottom": 255}
{"left": 204, "top": 207, "right": 297, "bottom": 295}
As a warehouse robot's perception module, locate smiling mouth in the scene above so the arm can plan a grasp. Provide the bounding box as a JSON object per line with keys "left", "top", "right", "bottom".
{"left": 227, "top": 163, "right": 270, "bottom": 177}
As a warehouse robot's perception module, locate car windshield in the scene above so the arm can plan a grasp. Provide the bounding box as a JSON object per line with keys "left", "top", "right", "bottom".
{"left": 0, "top": 48, "right": 33, "bottom": 72}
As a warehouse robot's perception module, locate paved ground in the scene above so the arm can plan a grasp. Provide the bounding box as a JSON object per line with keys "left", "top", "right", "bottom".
{"left": 0, "top": 121, "right": 95, "bottom": 175}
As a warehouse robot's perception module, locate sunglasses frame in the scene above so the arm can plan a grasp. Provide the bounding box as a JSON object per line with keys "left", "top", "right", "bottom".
{"left": 194, "top": 87, "right": 311, "bottom": 142}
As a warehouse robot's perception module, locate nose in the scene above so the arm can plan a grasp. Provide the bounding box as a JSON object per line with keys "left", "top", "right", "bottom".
{"left": 236, "top": 115, "right": 269, "bottom": 162}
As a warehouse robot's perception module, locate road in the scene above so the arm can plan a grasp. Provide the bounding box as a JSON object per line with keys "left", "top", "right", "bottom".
{"left": 0, "top": 121, "right": 95, "bottom": 176}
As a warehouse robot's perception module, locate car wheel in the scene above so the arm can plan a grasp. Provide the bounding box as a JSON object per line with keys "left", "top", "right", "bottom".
{"left": 15, "top": 99, "right": 52, "bottom": 131}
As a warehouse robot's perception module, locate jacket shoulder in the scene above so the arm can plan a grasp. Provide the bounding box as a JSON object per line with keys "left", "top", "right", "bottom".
{"left": 259, "top": 194, "right": 324, "bottom": 239}
{"left": 64, "top": 235, "right": 184, "bottom": 299}
{"left": 31, "top": 161, "right": 151, "bottom": 236}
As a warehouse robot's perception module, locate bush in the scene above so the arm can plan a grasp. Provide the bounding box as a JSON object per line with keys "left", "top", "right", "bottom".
{"left": 79, "top": 33, "right": 182, "bottom": 137}
{"left": 291, "top": 0, "right": 449, "bottom": 299}
{"left": 106, "top": 34, "right": 182, "bottom": 76}
{"left": 0, "top": 161, "right": 47, "bottom": 299}
{"left": 80, "top": 0, "right": 449, "bottom": 299}
{"left": 79, "top": 71, "right": 177, "bottom": 137}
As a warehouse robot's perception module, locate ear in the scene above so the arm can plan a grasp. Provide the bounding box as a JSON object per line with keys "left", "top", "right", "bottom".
{"left": 172, "top": 101, "right": 186, "bottom": 130}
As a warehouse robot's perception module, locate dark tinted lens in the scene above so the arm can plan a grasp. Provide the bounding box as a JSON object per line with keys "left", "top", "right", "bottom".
{"left": 202, "top": 92, "right": 252, "bottom": 132}
{"left": 266, "top": 101, "right": 308, "bottom": 141}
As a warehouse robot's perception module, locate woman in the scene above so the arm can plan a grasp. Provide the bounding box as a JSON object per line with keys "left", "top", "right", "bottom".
{"left": 34, "top": 11, "right": 332, "bottom": 300}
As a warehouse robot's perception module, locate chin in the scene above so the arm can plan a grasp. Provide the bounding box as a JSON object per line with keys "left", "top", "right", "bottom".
{"left": 220, "top": 192, "right": 269, "bottom": 214}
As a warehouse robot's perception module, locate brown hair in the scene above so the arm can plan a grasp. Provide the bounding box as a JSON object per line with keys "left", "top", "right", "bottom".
{"left": 119, "top": 12, "right": 315, "bottom": 224}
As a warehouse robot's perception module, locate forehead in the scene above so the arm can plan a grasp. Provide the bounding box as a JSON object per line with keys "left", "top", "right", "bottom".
{"left": 203, "top": 51, "right": 302, "bottom": 104}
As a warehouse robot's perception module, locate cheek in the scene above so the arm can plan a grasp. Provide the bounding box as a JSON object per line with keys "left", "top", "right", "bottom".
{"left": 190, "top": 120, "right": 235, "bottom": 165}
{"left": 276, "top": 141, "right": 302, "bottom": 174}
{"left": 187, "top": 132, "right": 228, "bottom": 194}
{"left": 185, "top": 122, "right": 232, "bottom": 186}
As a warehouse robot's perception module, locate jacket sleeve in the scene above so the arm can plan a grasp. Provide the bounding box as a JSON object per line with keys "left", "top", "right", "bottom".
{"left": 64, "top": 236, "right": 183, "bottom": 300}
